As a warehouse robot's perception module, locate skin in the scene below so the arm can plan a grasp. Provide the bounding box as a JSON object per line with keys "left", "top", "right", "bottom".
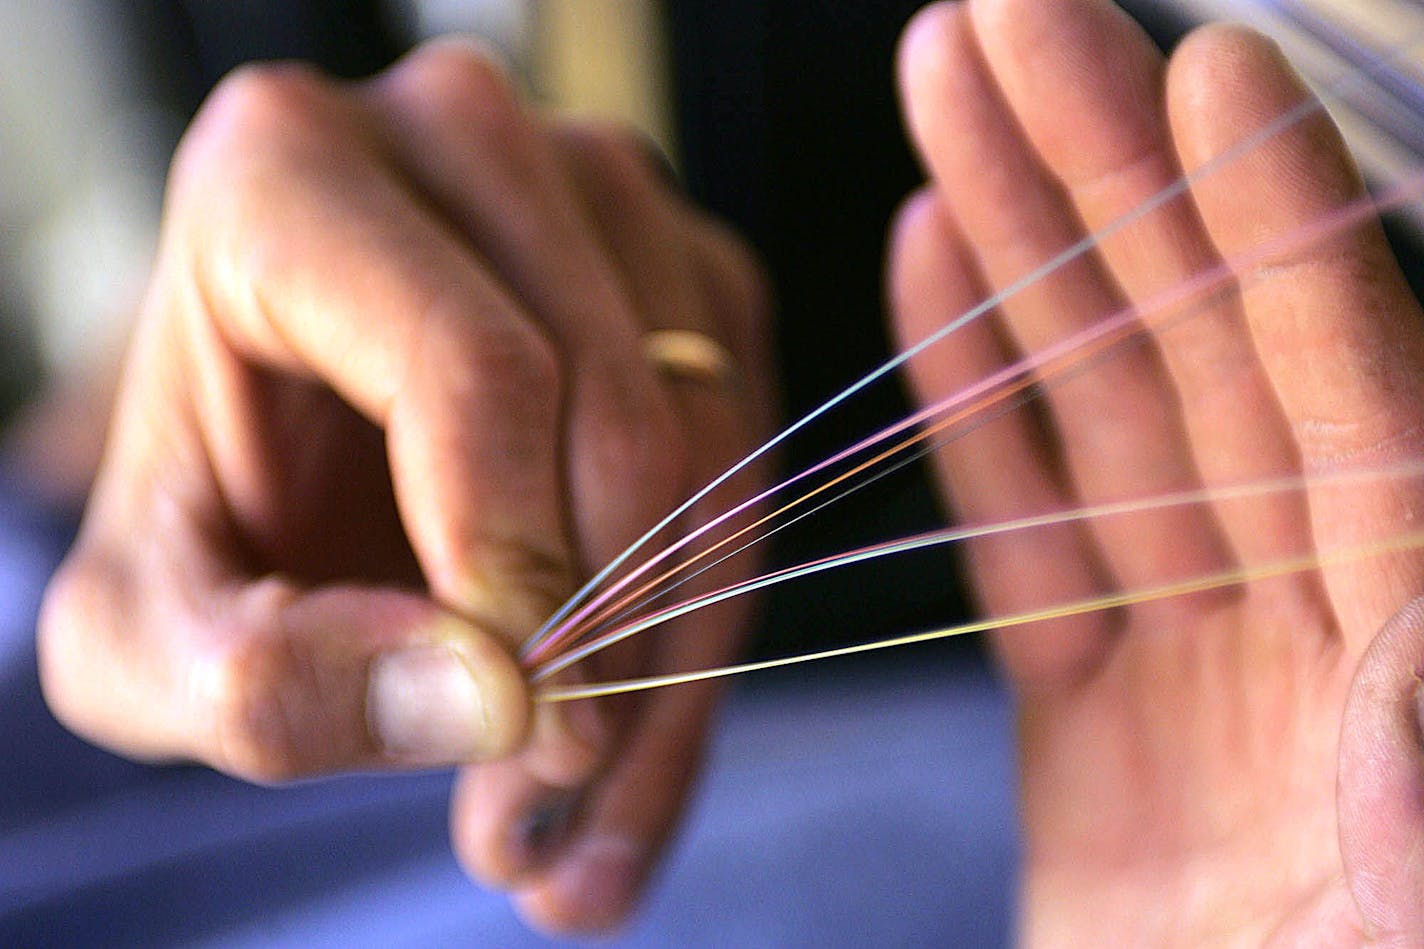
{"left": 32, "top": 0, "right": 1424, "bottom": 941}
{"left": 891, "top": 0, "right": 1424, "bottom": 943}
{"left": 35, "top": 40, "right": 772, "bottom": 935}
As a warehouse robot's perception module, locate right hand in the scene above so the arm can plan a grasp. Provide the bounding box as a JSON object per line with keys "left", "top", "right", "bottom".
{"left": 890, "top": 1, "right": 1424, "bottom": 941}
{"left": 37, "top": 39, "right": 770, "bottom": 934}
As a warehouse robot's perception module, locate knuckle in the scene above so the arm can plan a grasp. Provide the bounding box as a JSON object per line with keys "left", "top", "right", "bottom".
{"left": 169, "top": 63, "right": 339, "bottom": 214}
{"left": 697, "top": 220, "right": 773, "bottom": 332}
{"left": 187, "top": 62, "right": 331, "bottom": 159}
{"left": 35, "top": 555, "right": 113, "bottom": 733}
{"left": 449, "top": 820, "right": 487, "bottom": 884}
{"left": 204, "top": 638, "right": 307, "bottom": 782}
{"left": 199, "top": 616, "right": 345, "bottom": 784}
{"left": 448, "top": 781, "right": 509, "bottom": 885}
{"left": 457, "top": 532, "right": 580, "bottom": 638}
{"left": 397, "top": 39, "right": 526, "bottom": 139}
{"left": 562, "top": 121, "right": 672, "bottom": 195}
{"left": 424, "top": 310, "right": 563, "bottom": 419}
{"left": 1297, "top": 413, "right": 1424, "bottom": 470}
{"left": 484, "top": 323, "right": 563, "bottom": 403}
{"left": 599, "top": 375, "right": 689, "bottom": 496}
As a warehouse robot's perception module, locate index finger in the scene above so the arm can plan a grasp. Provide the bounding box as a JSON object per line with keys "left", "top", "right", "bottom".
{"left": 174, "top": 64, "right": 579, "bottom": 636}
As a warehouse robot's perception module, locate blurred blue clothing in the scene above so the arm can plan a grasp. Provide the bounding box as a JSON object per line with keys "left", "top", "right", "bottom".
{"left": 0, "top": 466, "right": 1017, "bottom": 947}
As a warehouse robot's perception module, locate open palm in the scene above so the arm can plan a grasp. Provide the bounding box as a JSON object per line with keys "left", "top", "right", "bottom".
{"left": 891, "top": 0, "right": 1424, "bottom": 941}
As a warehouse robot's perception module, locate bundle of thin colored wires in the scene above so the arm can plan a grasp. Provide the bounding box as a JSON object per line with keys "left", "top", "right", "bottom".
{"left": 519, "top": 0, "right": 1424, "bottom": 702}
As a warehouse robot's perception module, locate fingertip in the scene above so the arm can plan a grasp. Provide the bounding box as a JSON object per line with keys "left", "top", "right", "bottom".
{"left": 888, "top": 186, "right": 949, "bottom": 274}
{"left": 887, "top": 191, "right": 937, "bottom": 329}
{"left": 1166, "top": 23, "right": 1309, "bottom": 171}
{"left": 956, "top": 0, "right": 1070, "bottom": 81}
{"left": 420, "top": 32, "right": 515, "bottom": 73}
{"left": 967, "top": 0, "right": 1166, "bottom": 189}
{"left": 966, "top": 0, "right": 1048, "bottom": 57}
{"left": 896, "top": 0, "right": 969, "bottom": 114}
{"left": 888, "top": 185, "right": 942, "bottom": 251}
{"left": 1170, "top": 22, "right": 1285, "bottom": 89}
{"left": 446, "top": 693, "right": 611, "bottom": 891}
{"left": 513, "top": 834, "right": 647, "bottom": 938}
{"left": 435, "top": 614, "right": 535, "bottom": 758}
{"left": 967, "top": 0, "right": 1154, "bottom": 71}
{"left": 1165, "top": 20, "right": 1380, "bottom": 286}
{"left": 898, "top": 0, "right": 961, "bottom": 72}
{"left": 886, "top": 186, "right": 977, "bottom": 350}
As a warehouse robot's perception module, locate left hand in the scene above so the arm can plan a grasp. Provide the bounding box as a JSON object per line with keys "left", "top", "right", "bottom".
{"left": 889, "top": 0, "right": 1424, "bottom": 942}
{"left": 35, "top": 42, "right": 773, "bottom": 936}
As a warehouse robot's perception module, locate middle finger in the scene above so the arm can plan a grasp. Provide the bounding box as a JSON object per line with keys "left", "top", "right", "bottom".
{"left": 967, "top": 0, "right": 1317, "bottom": 581}
{"left": 361, "top": 41, "right": 687, "bottom": 569}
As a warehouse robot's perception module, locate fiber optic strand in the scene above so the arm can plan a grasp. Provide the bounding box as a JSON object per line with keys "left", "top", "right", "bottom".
{"left": 537, "top": 518, "right": 1424, "bottom": 702}
{"left": 530, "top": 167, "right": 1424, "bottom": 666}
{"left": 535, "top": 455, "right": 1424, "bottom": 682}
{"left": 521, "top": 25, "right": 1424, "bottom": 663}
{"left": 519, "top": 40, "right": 1402, "bottom": 662}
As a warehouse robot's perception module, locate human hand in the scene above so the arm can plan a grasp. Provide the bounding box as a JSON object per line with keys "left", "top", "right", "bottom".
{"left": 36, "top": 40, "right": 770, "bottom": 934}
{"left": 891, "top": 0, "right": 1424, "bottom": 942}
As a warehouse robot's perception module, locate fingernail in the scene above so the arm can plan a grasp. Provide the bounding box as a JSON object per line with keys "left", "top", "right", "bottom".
{"left": 520, "top": 788, "right": 583, "bottom": 861}
{"left": 368, "top": 645, "right": 490, "bottom": 764}
{"left": 539, "top": 835, "right": 644, "bottom": 932}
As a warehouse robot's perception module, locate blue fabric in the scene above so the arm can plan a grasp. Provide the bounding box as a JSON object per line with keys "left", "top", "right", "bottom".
{"left": 0, "top": 466, "right": 1017, "bottom": 947}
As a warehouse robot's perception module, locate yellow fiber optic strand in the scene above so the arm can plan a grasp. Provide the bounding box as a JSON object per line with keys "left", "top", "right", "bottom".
{"left": 538, "top": 525, "right": 1424, "bottom": 702}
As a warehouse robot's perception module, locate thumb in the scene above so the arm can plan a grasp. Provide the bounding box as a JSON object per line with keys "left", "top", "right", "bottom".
{"left": 1339, "top": 595, "right": 1424, "bottom": 942}
{"left": 40, "top": 565, "right": 531, "bottom": 781}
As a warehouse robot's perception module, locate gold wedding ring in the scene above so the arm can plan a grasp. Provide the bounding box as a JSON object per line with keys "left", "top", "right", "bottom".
{"left": 641, "top": 329, "right": 740, "bottom": 391}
